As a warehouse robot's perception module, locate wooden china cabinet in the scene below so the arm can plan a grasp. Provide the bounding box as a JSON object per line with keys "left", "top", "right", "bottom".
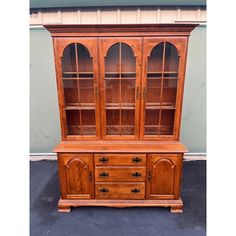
{"left": 44, "top": 24, "right": 197, "bottom": 213}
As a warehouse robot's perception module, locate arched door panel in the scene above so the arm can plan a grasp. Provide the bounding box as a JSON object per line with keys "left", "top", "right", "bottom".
{"left": 58, "top": 154, "right": 94, "bottom": 199}
{"left": 146, "top": 154, "right": 182, "bottom": 200}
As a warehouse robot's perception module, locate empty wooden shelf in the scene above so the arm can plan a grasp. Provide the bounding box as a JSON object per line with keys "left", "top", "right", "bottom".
{"left": 45, "top": 24, "right": 197, "bottom": 213}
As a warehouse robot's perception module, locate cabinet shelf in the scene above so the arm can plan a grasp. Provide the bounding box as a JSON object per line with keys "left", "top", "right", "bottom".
{"left": 65, "top": 104, "right": 95, "bottom": 110}
{"left": 62, "top": 77, "right": 94, "bottom": 80}
{"left": 145, "top": 103, "right": 176, "bottom": 110}
{"left": 106, "top": 103, "right": 135, "bottom": 110}
{"left": 106, "top": 106, "right": 135, "bottom": 110}
{"left": 62, "top": 72, "right": 94, "bottom": 79}
{"left": 105, "top": 72, "right": 136, "bottom": 74}
{"left": 106, "top": 125, "right": 134, "bottom": 128}
{"left": 63, "top": 72, "right": 94, "bottom": 74}
{"left": 147, "top": 71, "right": 178, "bottom": 74}
{"left": 105, "top": 72, "right": 136, "bottom": 79}
{"left": 147, "top": 72, "right": 178, "bottom": 79}
{"left": 69, "top": 125, "right": 96, "bottom": 128}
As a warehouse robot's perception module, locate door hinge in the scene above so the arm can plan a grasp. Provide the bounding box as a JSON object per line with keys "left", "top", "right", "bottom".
{"left": 136, "top": 87, "right": 140, "bottom": 99}
{"left": 89, "top": 171, "right": 92, "bottom": 182}
{"left": 95, "top": 87, "right": 99, "bottom": 98}
{"left": 143, "top": 87, "right": 147, "bottom": 99}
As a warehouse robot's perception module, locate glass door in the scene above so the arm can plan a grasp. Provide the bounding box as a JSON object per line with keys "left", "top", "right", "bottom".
{"left": 100, "top": 39, "right": 142, "bottom": 139}
{"left": 60, "top": 40, "right": 99, "bottom": 139}
{"left": 141, "top": 40, "right": 180, "bottom": 139}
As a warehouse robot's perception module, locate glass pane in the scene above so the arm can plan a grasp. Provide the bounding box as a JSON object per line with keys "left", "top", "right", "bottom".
{"left": 147, "top": 43, "right": 164, "bottom": 72}
{"left": 81, "top": 110, "right": 96, "bottom": 135}
{"left": 162, "top": 79, "right": 178, "bottom": 107}
{"left": 121, "top": 80, "right": 135, "bottom": 105}
{"left": 146, "top": 79, "right": 161, "bottom": 105}
{"left": 106, "top": 109, "right": 120, "bottom": 135}
{"left": 145, "top": 42, "right": 179, "bottom": 136}
{"left": 77, "top": 44, "right": 93, "bottom": 72}
{"left": 121, "top": 109, "right": 135, "bottom": 135}
{"left": 164, "top": 43, "right": 179, "bottom": 72}
{"left": 144, "top": 109, "right": 160, "bottom": 135}
{"left": 79, "top": 79, "right": 94, "bottom": 106}
{"left": 105, "top": 43, "right": 119, "bottom": 72}
{"left": 160, "top": 110, "right": 175, "bottom": 135}
{"left": 62, "top": 44, "right": 76, "bottom": 72}
{"left": 105, "top": 79, "right": 120, "bottom": 105}
{"left": 63, "top": 80, "right": 79, "bottom": 106}
{"left": 104, "top": 43, "right": 136, "bottom": 136}
{"left": 62, "top": 43, "right": 96, "bottom": 136}
{"left": 144, "top": 43, "right": 163, "bottom": 135}
{"left": 66, "top": 110, "right": 81, "bottom": 135}
{"left": 121, "top": 43, "right": 135, "bottom": 72}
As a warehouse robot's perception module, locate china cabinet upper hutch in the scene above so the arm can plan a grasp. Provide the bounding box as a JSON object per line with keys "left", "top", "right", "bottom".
{"left": 44, "top": 24, "right": 197, "bottom": 213}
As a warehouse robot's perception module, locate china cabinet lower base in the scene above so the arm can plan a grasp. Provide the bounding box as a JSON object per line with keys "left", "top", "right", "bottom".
{"left": 58, "top": 198, "right": 183, "bottom": 213}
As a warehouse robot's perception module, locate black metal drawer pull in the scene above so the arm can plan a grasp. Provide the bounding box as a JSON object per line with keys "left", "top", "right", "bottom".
{"left": 99, "top": 188, "right": 109, "bottom": 193}
{"left": 131, "top": 188, "right": 140, "bottom": 193}
{"left": 99, "top": 172, "right": 109, "bottom": 177}
{"left": 132, "top": 172, "right": 142, "bottom": 177}
{"left": 132, "top": 157, "right": 142, "bottom": 163}
{"left": 99, "top": 157, "right": 109, "bottom": 163}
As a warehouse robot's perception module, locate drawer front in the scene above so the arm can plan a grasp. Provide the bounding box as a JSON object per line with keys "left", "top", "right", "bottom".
{"left": 95, "top": 183, "right": 145, "bottom": 199}
{"left": 94, "top": 154, "right": 146, "bottom": 166}
{"left": 95, "top": 167, "right": 146, "bottom": 182}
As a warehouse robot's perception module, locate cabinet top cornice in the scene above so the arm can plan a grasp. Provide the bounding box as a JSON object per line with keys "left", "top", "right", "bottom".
{"left": 44, "top": 24, "right": 198, "bottom": 37}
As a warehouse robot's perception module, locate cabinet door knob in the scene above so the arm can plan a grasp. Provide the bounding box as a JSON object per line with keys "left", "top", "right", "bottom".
{"left": 99, "top": 188, "right": 109, "bottom": 193}
{"left": 99, "top": 157, "right": 109, "bottom": 163}
{"left": 131, "top": 188, "right": 140, "bottom": 193}
{"left": 99, "top": 172, "right": 109, "bottom": 177}
{"left": 132, "top": 172, "right": 142, "bottom": 177}
{"left": 132, "top": 157, "right": 142, "bottom": 163}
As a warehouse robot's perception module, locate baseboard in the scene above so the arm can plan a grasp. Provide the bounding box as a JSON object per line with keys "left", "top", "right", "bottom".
{"left": 29, "top": 153, "right": 206, "bottom": 161}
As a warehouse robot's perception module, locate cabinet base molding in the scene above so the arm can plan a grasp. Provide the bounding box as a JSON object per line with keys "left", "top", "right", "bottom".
{"left": 58, "top": 198, "right": 183, "bottom": 213}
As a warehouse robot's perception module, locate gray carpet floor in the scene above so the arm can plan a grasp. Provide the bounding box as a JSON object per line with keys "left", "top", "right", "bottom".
{"left": 30, "top": 160, "right": 206, "bottom": 236}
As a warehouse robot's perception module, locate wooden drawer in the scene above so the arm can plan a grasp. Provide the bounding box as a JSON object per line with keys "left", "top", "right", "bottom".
{"left": 95, "top": 183, "right": 145, "bottom": 199}
{"left": 94, "top": 154, "right": 146, "bottom": 166}
{"left": 95, "top": 167, "right": 146, "bottom": 182}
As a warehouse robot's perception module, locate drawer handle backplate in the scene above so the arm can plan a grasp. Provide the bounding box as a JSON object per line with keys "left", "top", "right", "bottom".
{"left": 132, "top": 172, "right": 142, "bottom": 177}
{"left": 99, "top": 157, "right": 109, "bottom": 163}
{"left": 99, "top": 172, "right": 109, "bottom": 177}
{"left": 132, "top": 157, "right": 142, "bottom": 163}
{"left": 99, "top": 188, "right": 109, "bottom": 193}
{"left": 131, "top": 188, "right": 140, "bottom": 193}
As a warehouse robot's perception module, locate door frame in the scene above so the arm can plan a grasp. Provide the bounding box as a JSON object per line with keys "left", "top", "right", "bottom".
{"left": 99, "top": 37, "right": 142, "bottom": 140}
{"left": 58, "top": 153, "right": 94, "bottom": 199}
{"left": 140, "top": 37, "right": 188, "bottom": 140}
{"left": 146, "top": 154, "right": 183, "bottom": 199}
{"left": 53, "top": 37, "right": 101, "bottom": 140}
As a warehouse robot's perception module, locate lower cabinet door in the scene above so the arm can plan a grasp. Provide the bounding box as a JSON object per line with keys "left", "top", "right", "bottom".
{"left": 146, "top": 154, "right": 183, "bottom": 199}
{"left": 58, "top": 154, "right": 94, "bottom": 199}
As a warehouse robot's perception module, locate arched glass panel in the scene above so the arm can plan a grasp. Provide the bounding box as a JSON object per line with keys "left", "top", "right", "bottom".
{"left": 62, "top": 43, "right": 96, "bottom": 136}
{"left": 104, "top": 43, "right": 136, "bottom": 136}
{"left": 144, "top": 42, "right": 179, "bottom": 136}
